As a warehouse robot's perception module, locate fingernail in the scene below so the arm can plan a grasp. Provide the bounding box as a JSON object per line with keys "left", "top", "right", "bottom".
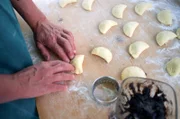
{"left": 70, "top": 54, "right": 74, "bottom": 59}
{"left": 74, "top": 50, "right": 76, "bottom": 54}
{"left": 45, "top": 55, "right": 49, "bottom": 60}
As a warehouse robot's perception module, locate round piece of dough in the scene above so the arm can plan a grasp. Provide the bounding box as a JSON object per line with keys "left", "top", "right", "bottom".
{"left": 91, "top": 47, "right": 112, "bottom": 63}
{"left": 166, "top": 58, "right": 180, "bottom": 76}
{"left": 99, "top": 20, "right": 118, "bottom": 34}
{"left": 135, "top": 2, "right": 152, "bottom": 16}
{"left": 121, "top": 66, "right": 146, "bottom": 80}
{"left": 176, "top": 28, "right": 180, "bottom": 39}
{"left": 157, "top": 10, "right": 172, "bottom": 26}
{"left": 59, "top": 0, "right": 77, "bottom": 8}
{"left": 71, "top": 55, "right": 85, "bottom": 74}
{"left": 123, "top": 22, "right": 139, "bottom": 37}
{"left": 156, "top": 31, "right": 177, "bottom": 46}
{"left": 112, "top": 4, "right": 127, "bottom": 19}
{"left": 129, "top": 41, "right": 149, "bottom": 59}
{"left": 82, "top": 0, "right": 95, "bottom": 11}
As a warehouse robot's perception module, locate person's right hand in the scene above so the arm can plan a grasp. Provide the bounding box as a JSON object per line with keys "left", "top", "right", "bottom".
{"left": 13, "top": 60, "right": 75, "bottom": 99}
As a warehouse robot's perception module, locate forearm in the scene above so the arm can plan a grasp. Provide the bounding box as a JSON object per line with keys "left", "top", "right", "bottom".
{"left": 0, "top": 75, "right": 20, "bottom": 104}
{"left": 11, "top": 0, "right": 46, "bottom": 32}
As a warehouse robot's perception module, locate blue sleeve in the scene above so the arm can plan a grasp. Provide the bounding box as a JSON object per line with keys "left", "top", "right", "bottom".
{"left": 0, "top": 0, "right": 38, "bottom": 119}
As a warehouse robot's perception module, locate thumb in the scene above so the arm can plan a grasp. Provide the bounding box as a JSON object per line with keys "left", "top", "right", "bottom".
{"left": 37, "top": 42, "right": 50, "bottom": 61}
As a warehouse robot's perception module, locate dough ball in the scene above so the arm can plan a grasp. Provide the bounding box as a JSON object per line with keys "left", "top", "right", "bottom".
{"left": 59, "top": 0, "right": 77, "bottom": 8}
{"left": 121, "top": 66, "right": 146, "bottom": 80}
{"left": 135, "top": 2, "right": 152, "bottom": 16}
{"left": 82, "top": 0, "right": 95, "bottom": 11}
{"left": 166, "top": 58, "right": 180, "bottom": 76}
{"left": 91, "top": 47, "right": 112, "bottom": 63}
{"left": 176, "top": 28, "right": 180, "bottom": 39}
{"left": 156, "top": 31, "right": 177, "bottom": 46}
{"left": 129, "top": 41, "right": 149, "bottom": 59}
{"left": 99, "top": 20, "right": 118, "bottom": 34}
{"left": 157, "top": 10, "right": 172, "bottom": 26}
{"left": 112, "top": 4, "right": 127, "bottom": 19}
{"left": 71, "top": 55, "right": 85, "bottom": 74}
{"left": 123, "top": 22, "right": 139, "bottom": 37}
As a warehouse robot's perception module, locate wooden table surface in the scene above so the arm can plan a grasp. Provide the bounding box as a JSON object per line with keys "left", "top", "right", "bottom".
{"left": 17, "top": 0, "right": 180, "bottom": 118}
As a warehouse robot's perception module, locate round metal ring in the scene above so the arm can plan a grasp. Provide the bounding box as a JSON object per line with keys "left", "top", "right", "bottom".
{"left": 92, "top": 76, "right": 120, "bottom": 105}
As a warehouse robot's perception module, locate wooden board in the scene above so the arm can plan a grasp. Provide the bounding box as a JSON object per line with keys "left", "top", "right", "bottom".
{"left": 17, "top": 0, "right": 180, "bottom": 119}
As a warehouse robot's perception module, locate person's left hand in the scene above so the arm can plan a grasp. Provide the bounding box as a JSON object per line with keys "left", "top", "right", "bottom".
{"left": 34, "top": 19, "right": 76, "bottom": 62}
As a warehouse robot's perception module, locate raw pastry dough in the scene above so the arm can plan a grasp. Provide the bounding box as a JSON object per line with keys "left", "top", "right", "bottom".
{"left": 156, "top": 31, "right": 177, "bottom": 46}
{"left": 129, "top": 41, "right": 149, "bottom": 59}
{"left": 59, "top": 0, "right": 77, "bottom": 8}
{"left": 176, "top": 28, "right": 180, "bottom": 39}
{"left": 135, "top": 2, "right": 152, "bottom": 16}
{"left": 112, "top": 4, "right": 127, "bottom": 19}
{"left": 91, "top": 47, "right": 112, "bottom": 63}
{"left": 99, "top": 20, "right": 118, "bottom": 34}
{"left": 71, "top": 55, "right": 85, "bottom": 74}
{"left": 82, "top": 0, "right": 95, "bottom": 11}
{"left": 166, "top": 58, "right": 180, "bottom": 76}
{"left": 123, "top": 22, "right": 139, "bottom": 37}
{"left": 157, "top": 10, "right": 172, "bottom": 26}
{"left": 121, "top": 66, "right": 146, "bottom": 80}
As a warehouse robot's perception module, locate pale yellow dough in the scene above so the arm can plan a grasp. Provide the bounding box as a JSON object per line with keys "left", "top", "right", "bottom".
{"left": 166, "top": 58, "right": 180, "bottom": 76}
{"left": 71, "top": 55, "right": 85, "bottom": 74}
{"left": 135, "top": 2, "right": 152, "bottom": 16}
{"left": 123, "top": 22, "right": 139, "bottom": 37}
{"left": 59, "top": 0, "right": 77, "bottom": 8}
{"left": 82, "top": 0, "right": 95, "bottom": 11}
{"left": 112, "top": 4, "right": 127, "bottom": 19}
{"left": 99, "top": 20, "right": 118, "bottom": 34}
{"left": 129, "top": 41, "right": 149, "bottom": 59}
{"left": 156, "top": 31, "right": 177, "bottom": 46}
{"left": 121, "top": 66, "right": 146, "bottom": 80}
{"left": 176, "top": 28, "right": 180, "bottom": 39}
{"left": 157, "top": 10, "right": 172, "bottom": 26}
{"left": 91, "top": 47, "right": 112, "bottom": 63}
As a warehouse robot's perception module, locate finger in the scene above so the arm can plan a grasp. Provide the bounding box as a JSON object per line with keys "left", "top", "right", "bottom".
{"left": 37, "top": 42, "right": 50, "bottom": 61}
{"left": 52, "top": 62, "right": 75, "bottom": 73}
{"left": 63, "top": 29, "right": 76, "bottom": 53}
{"left": 61, "top": 32, "right": 76, "bottom": 54}
{"left": 52, "top": 73, "right": 75, "bottom": 82}
{"left": 49, "top": 43, "right": 70, "bottom": 62}
{"left": 48, "top": 84, "right": 68, "bottom": 92}
{"left": 57, "top": 36, "right": 74, "bottom": 59}
{"left": 48, "top": 60, "right": 63, "bottom": 67}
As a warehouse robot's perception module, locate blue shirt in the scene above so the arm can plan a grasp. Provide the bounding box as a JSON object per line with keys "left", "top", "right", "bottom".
{"left": 0, "top": 0, "right": 38, "bottom": 118}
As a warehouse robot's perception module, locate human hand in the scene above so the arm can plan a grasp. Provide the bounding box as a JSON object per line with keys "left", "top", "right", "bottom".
{"left": 34, "top": 19, "right": 76, "bottom": 62}
{"left": 13, "top": 60, "right": 75, "bottom": 99}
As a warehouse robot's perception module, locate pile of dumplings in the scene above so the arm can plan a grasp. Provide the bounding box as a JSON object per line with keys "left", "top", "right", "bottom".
{"left": 59, "top": 0, "right": 180, "bottom": 78}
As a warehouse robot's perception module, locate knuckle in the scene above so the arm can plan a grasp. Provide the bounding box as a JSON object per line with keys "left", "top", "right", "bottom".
{"left": 41, "top": 61, "right": 49, "bottom": 67}
{"left": 59, "top": 62, "right": 66, "bottom": 68}
{"left": 62, "top": 40, "right": 69, "bottom": 46}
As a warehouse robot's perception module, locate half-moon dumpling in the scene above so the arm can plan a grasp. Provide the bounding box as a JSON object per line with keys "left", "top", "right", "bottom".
{"left": 59, "top": 0, "right": 77, "bottom": 8}
{"left": 176, "top": 28, "right": 180, "bottom": 39}
{"left": 82, "top": 0, "right": 95, "bottom": 11}
{"left": 99, "top": 20, "right": 118, "bottom": 34}
{"left": 123, "top": 22, "right": 139, "bottom": 37}
{"left": 166, "top": 58, "right": 180, "bottom": 76}
{"left": 112, "top": 4, "right": 127, "bottom": 19}
{"left": 121, "top": 66, "right": 146, "bottom": 80}
{"left": 135, "top": 2, "right": 152, "bottom": 16}
{"left": 71, "top": 55, "right": 85, "bottom": 74}
{"left": 129, "top": 41, "right": 149, "bottom": 59}
{"left": 91, "top": 47, "right": 112, "bottom": 63}
{"left": 156, "top": 31, "right": 177, "bottom": 46}
{"left": 157, "top": 10, "right": 172, "bottom": 26}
